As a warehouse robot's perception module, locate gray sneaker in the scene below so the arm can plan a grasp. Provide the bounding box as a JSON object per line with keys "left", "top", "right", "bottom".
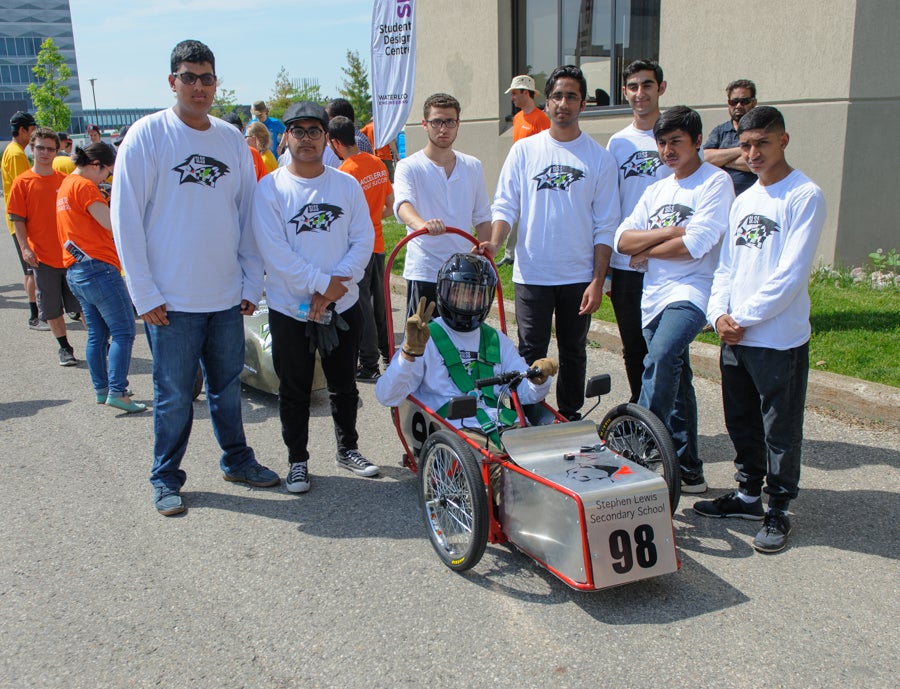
{"left": 58, "top": 347, "right": 77, "bottom": 366}
{"left": 285, "top": 461, "right": 310, "bottom": 493}
{"left": 336, "top": 449, "right": 379, "bottom": 477}
{"left": 29, "top": 317, "right": 51, "bottom": 331}
{"left": 694, "top": 491, "right": 765, "bottom": 520}
{"left": 753, "top": 510, "right": 792, "bottom": 553}
{"left": 154, "top": 488, "right": 186, "bottom": 516}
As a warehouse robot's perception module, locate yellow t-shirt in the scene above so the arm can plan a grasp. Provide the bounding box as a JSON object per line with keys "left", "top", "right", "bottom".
{"left": 2, "top": 141, "right": 31, "bottom": 234}
{"left": 52, "top": 154, "right": 76, "bottom": 175}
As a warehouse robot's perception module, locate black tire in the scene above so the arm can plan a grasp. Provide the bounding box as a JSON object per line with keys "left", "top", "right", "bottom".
{"left": 598, "top": 403, "right": 681, "bottom": 513}
{"left": 418, "top": 430, "right": 489, "bottom": 572}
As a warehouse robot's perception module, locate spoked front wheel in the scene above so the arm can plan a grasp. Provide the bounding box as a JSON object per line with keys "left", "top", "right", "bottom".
{"left": 598, "top": 403, "right": 681, "bottom": 513}
{"left": 418, "top": 430, "right": 489, "bottom": 571}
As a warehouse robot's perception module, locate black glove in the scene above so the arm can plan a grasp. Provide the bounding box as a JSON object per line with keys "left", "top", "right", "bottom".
{"left": 306, "top": 307, "right": 348, "bottom": 357}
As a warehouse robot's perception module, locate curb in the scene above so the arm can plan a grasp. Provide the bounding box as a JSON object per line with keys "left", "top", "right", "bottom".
{"left": 389, "top": 274, "right": 900, "bottom": 429}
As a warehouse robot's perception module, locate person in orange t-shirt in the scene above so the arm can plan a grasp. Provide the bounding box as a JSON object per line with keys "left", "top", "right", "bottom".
{"left": 8, "top": 127, "right": 80, "bottom": 365}
{"left": 329, "top": 116, "right": 394, "bottom": 380}
{"left": 360, "top": 120, "right": 399, "bottom": 181}
{"left": 221, "top": 112, "right": 267, "bottom": 180}
{"left": 58, "top": 142, "right": 146, "bottom": 412}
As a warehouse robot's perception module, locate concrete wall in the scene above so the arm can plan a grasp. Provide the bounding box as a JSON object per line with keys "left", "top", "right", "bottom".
{"left": 407, "top": 0, "right": 899, "bottom": 266}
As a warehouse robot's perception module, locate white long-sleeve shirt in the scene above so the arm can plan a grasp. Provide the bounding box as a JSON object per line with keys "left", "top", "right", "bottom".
{"left": 614, "top": 161, "right": 733, "bottom": 325}
{"left": 707, "top": 169, "right": 826, "bottom": 349}
{"left": 392, "top": 150, "right": 491, "bottom": 282}
{"left": 251, "top": 165, "right": 373, "bottom": 319}
{"left": 492, "top": 130, "right": 619, "bottom": 285}
{"left": 607, "top": 124, "right": 673, "bottom": 271}
{"left": 375, "top": 317, "right": 551, "bottom": 426}
{"left": 111, "top": 109, "right": 263, "bottom": 315}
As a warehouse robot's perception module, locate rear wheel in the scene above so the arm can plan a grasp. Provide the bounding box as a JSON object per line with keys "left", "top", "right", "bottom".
{"left": 419, "top": 431, "right": 488, "bottom": 571}
{"left": 598, "top": 403, "right": 681, "bottom": 512}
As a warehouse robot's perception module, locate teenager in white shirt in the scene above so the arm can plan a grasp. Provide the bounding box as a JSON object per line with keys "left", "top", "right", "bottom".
{"left": 615, "top": 106, "right": 733, "bottom": 495}
{"left": 696, "top": 106, "right": 826, "bottom": 554}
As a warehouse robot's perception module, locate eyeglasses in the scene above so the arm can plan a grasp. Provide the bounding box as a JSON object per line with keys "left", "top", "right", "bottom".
{"left": 728, "top": 97, "right": 754, "bottom": 106}
{"left": 548, "top": 92, "right": 582, "bottom": 104}
{"left": 288, "top": 126, "right": 324, "bottom": 141}
{"left": 172, "top": 71, "right": 217, "bottom": 86}
{"left": 425, "top": 118, "right": 458, "bottom": 130}
{"left": 33, "top": 144, "right": 57, "bottom": 153}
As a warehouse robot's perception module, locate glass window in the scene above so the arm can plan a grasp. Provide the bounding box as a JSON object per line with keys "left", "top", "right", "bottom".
{"left": 518, "top": 0, "right": 660, "bottom": 107}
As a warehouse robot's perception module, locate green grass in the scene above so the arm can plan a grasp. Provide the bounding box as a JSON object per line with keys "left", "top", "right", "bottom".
{"left": 383, "top": 220, "right": 900, "bottom": 387}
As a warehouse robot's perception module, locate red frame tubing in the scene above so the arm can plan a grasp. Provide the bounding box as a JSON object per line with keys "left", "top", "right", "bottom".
{"left": 383, "top": 227, "right": 506, "bottom": 359}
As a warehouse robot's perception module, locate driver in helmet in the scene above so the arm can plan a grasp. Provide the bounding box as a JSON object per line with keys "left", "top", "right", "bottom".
{"left": 376, "top": 253, "right": 558, "bottom": 431}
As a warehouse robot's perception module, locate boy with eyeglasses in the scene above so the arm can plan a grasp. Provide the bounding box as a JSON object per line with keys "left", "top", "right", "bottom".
{"left": 252, "top": 101, "right": 377, "bottom": 494}
{"left": 113, "top": 39, "right": 278, "bottom": 516}
{"left": 393, "top": 92, "right": 492, "bottom": 317}
{"left": 703, "top": 79, "right": 759, "bottom": 195}
{"left": 8, "top": 127, "right": 80, "bottom": 366}
{"left": 478, "top": 65, "right": 619, "bottom": 422}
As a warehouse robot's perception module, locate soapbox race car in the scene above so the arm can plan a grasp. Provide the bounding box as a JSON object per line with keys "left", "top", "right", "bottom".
{"left": 384, "top": 229, "right": 682, "bottom": 591}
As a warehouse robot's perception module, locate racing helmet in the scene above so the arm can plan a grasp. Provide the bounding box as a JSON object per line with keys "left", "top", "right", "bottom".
{"left": 436, "top": 253, "right": 497, "bottom": 332}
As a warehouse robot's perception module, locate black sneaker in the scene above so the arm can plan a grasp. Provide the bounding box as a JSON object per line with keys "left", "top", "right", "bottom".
{"left": 356, "top": 366, "right": 381, "bottom": 382}
{"left": 58, "top": 347, "right": 77, "bottom": 367}
{"left": 682, "top": 473, "right": 708, "bottom": 494}
{"left": 753, "top": 510, "right": 792, "bottom": 553}
{"left": 381, "top": 356, "right": 391, "bottom": 370}
{"left": 694, "top": 491, "right": 765, "bottom": 520}
{"left": 336, "top": 449, "right": 379, "bottom": 477}
{"left": 285, "top": 461, "right": 310, "bottom": 493}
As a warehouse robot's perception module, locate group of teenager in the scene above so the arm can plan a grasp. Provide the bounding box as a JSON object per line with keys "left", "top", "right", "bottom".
{"left": 376, "top": 60, "right": 824, "bottom": 555}
{"left": 5, "top": 39, "right": 825, "bottom": 556}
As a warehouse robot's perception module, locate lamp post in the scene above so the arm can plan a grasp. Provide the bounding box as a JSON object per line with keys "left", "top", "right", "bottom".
{"left": 88, "top": 78, "right": 99, "bottom": 129}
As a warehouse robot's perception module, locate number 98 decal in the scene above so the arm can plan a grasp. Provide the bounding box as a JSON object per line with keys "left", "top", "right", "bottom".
{"left": 609, "top": 524, "right": 658, "bottom": 573}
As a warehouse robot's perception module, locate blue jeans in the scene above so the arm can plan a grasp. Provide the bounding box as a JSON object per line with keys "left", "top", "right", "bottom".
{"left": 145, "top": 307, "right": 255, "bottom": 491}
{"left": 721, "top": 342, "right": 809, "bottom": 510}
{"left": 66, "top": 259, "right": 136, "bottom": 396}
{"left": 638, "top": 301, "right": 707, "bottom": 479}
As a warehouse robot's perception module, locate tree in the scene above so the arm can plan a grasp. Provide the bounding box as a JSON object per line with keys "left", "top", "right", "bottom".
{"left": 27, "top": 38, "right": 71, "bottom": 131}
{"left": 268, "top": 66, "right": 297, "bottom": 120}
{"left": 339, "top": 50, "right": 371, "bottom": 125}
{"left": 210, "top": 78, "right": 238, "bottom": 119}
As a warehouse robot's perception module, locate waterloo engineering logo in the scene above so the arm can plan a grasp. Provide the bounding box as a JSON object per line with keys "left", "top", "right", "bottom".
{"left": 172, "top": 155, "right": 230, "bottom": 188}
{"left": 533, "top": 164, "right": 585, "bottom": 191}
{"left": 289, "top": 203, "right": 344, "bottom": 234}
{"left": 620, "top": 150, "right": 664, "bottom": 179}
{"left": 736, "top": 213, "right": 780, "bottom": 249}
{"left": 648, "top": 203, "right": 693, "bottom": 228}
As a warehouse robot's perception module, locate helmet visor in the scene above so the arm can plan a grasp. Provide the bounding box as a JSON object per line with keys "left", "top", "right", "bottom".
{"left": 441, "top": 280, "right": 493, "bottom": 315}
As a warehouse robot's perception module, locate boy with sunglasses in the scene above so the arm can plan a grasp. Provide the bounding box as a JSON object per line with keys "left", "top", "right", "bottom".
{"left": 112, "top": 40, "right": 277, "bottom": 516}
{"left": 703, "top": 79, "right": 759, "bottom": 195}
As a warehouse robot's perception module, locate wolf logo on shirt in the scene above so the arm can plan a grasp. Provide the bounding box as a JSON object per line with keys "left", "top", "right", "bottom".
{"left": 620, "top": 151, "right": 663, "bottom": 179}
{"left": 735, "top": 214, "right": 779, "bottom": 249}
{"left": 533, "top": 164, "right": 584, "bottom": 191}
{"left": 289, "top": 203, "right": 344, "bottom": 234}
{"left": 172, "top": 155, "right": 230, "bottom": 188}
{"left": 648, "top": 203, "right": 693, "bottom": 229}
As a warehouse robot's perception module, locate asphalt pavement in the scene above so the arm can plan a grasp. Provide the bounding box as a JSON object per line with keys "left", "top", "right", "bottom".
{"left": 1, "top": 235, "right": 897, "bottom": 689}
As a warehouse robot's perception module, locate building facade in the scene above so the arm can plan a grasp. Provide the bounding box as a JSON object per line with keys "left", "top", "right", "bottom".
{"left": 0, "top": 0, "right": 84, "bottom": 128}
{"left": 404, "top": 0, "right": 899, "bottom": 266}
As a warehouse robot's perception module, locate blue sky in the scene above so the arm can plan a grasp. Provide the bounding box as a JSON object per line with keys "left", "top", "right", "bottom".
{"left": 68, "top": 0, "right": 375, "bottom": 109}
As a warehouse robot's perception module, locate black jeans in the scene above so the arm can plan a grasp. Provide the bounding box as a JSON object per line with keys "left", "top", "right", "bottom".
{"left": 720, "top": 341, "right": 809, "bottom": 510}
{"left": 514, "top": 282, "right": 590, "bottom": 419}
{"left": 357, "top": 252, "right": 388, "bottom": 369}
{"left": 610, "top": 268, "right": 647, "bottom": 403}
{"left": 406, "top": 279, "right": 437, "bottom": 318}
{"left": 269, "top": 304, "right": 362, "bottom": 464}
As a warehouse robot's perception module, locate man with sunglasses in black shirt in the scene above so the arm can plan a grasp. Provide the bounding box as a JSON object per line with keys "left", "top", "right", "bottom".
{"left": 702, "top": 79, "right": 759, "bottom": 195}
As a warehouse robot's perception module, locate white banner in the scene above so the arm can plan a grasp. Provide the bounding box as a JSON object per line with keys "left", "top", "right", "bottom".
{"left": 371, "top": 0, "right": 416, "bottom": 149}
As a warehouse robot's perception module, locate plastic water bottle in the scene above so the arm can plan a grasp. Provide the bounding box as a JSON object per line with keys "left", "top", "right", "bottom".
{"left": 296, "top": 304, "right": 332, "bottom": 325}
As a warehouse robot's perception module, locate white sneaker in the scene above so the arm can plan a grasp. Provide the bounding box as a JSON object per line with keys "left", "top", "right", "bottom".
{"left": 285, "top": 461, "right": 310, "bottom": 493}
